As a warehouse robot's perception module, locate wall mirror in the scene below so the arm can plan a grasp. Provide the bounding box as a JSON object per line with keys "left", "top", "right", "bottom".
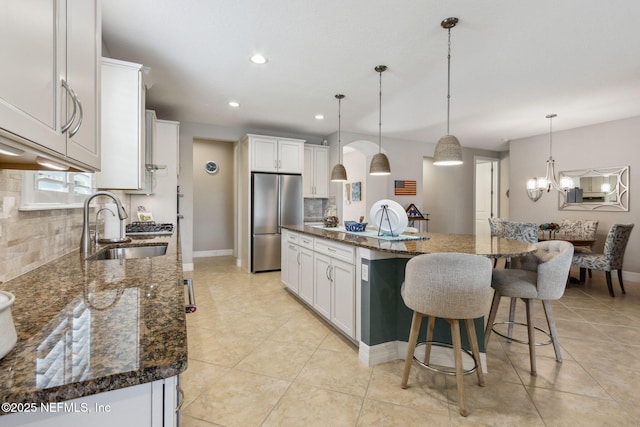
{"left": 558, "top": 166, "right": 629, "bottom": 211}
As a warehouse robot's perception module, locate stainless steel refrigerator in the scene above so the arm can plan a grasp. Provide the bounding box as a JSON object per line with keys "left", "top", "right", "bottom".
{"left": 251, "top": 172, "right": 303, "bottom": 272}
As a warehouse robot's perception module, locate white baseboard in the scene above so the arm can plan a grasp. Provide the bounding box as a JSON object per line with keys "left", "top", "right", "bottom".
{"left": 359, "top": 340, "right": 488, "bottom": 372}
{"left": 358, "top": 341, "right": 399, "bottom": 366}
{"left": 193, "top": 249, "right": 233, "bottom": 258}
{"left": 623, "top": 270, "right": 640, "bottom": 282}
{"left": 182, "top": 263, "right": 194, "bottom": 272}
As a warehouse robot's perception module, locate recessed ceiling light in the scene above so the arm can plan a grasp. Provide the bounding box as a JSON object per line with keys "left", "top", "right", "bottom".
{"left": 250, "top": 54, "right": 268, "bottom": 64}
{"left": 228, "top": 101, "right": 240, "bottom": 108}
{"left": 315, "top": 114, "right": 324, "bottom": 120}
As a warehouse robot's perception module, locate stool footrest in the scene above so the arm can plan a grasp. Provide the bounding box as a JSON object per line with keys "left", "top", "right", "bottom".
{"left": 491, "top": 321, "right": 552, "bottom": 346}
{"left": 412, "top": 341, "right": 478, "bottom": 376}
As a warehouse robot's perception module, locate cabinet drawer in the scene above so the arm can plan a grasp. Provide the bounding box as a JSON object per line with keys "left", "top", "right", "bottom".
{"left": 299, "top": 235, "right": 314, "bottom": 249}
{"left": 314, "top": 239, "right": 355, "bottom": 264}
{"left": 285, "top": 231, "right": 299, "bottom": 245}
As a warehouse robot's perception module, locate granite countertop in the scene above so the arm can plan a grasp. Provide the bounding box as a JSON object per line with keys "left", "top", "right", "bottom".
{"left": 0, "top": 232, "right": 187, "bottom": 411}
{"left": 282, "top": 225, "right": 536, "bottom": 258}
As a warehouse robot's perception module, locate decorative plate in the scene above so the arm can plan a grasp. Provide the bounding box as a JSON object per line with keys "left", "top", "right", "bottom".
{"left": 369, "top": 199, "right": 408, "bottom": 235}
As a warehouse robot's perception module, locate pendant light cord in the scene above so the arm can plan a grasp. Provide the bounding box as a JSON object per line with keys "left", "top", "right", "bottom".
{"left": 338, "top": 96, "right": 342, "bottom": 163}
{"left": 548, "top": 115, "right": 553, "bottom": 161}
{"left": 378, "top": 69, "right": 382, "bottom": 153}
{"left": 446, "top": 27, "right": 452, "bottom": 135}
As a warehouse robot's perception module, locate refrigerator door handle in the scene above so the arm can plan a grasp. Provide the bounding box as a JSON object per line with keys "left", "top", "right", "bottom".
{"left": 277, "top": 175, "right": 282, "bottom": 232}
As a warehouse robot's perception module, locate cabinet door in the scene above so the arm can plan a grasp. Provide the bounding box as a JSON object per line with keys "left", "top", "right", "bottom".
{"left": 298, "top": 246, "right": 314, "bottom": 305}
{"left": 278, "top": 139, "right": 303, "bottom": 173}
{"left": 313, "top": 146, "right": 329, "bottom": 197}
{"left": 250, "top": 137, "right": 278, "bottom": 172}
{"left": 65, "top": 0, "right": 100, "bottom": 169}
{"left": 96, "top": 59, "right": 145, "bottom": 189}
{"left": 284, "top": 242, "right": 300, "bottom": 294}
{"left": 331, "top": 258, "right": 355, "bottom": 338}
{"left": 303, "top": 146, "right": 314, "bottom": 197}
{"left": 313, "top": 253, "right": 331, "bottom": 319}
{"left": 0, "top": 0, "right": 66, "bottom": 154}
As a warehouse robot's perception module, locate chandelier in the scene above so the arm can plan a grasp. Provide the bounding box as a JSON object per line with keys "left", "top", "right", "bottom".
{"left": 526, "top": 114, "right": 572, "bottom": 202}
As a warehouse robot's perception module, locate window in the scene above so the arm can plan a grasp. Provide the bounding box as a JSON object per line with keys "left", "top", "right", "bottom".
{"left": 20, "top": 171, "right": 95, "bottom": 210}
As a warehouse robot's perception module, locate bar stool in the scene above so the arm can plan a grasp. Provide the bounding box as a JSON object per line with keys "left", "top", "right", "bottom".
{"left": 485, "top": 240, "right": 573, "bottom": 376}
{"left": 400, "top": 253, "right": 493, "bottom": 417}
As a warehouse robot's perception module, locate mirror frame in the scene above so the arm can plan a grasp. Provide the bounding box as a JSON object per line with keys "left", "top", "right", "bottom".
{"left": 558, "top": 166, "right": 629, "bottom": 211}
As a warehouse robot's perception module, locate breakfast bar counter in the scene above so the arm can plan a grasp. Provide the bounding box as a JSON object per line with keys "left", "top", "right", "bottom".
{"left": 284, "top": 224, "right": 536, "bottom": 259}
{"left": 281, "top": 225, "right": 536, "bottom": 367}
{"left": 0, "top": 232, "right": 186, "bottom": 423}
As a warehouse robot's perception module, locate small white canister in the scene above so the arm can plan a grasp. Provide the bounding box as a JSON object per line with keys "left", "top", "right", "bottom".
{"left": 0, "top": 291, "right": 17, "bottom": 360}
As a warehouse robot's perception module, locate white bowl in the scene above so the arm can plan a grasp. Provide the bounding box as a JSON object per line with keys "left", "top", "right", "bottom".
{"left": 0, "top": 291, "right": 17, "bottom": 360}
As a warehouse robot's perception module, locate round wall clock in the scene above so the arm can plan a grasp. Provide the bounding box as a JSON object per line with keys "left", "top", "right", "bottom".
{"left": 205, "top": 160, "right": 219, "bottom": 175}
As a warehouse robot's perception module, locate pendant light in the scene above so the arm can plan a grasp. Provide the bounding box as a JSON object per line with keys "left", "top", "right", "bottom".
{"left": 369, "top": 65, "right": 391, "bottom": 175}
{"left": 330, "top": 94, "right": 348, "bottom": 182}
{"left": 433, "top": 17, "right": 463, "bottom": 166}
{"left": 526, "top": 114, "right": 573, "bottom": 202}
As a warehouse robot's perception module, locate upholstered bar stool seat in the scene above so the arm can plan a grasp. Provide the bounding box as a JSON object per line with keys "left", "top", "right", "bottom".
{"left": 400, "top": 253, "right": 493, "bottom": 417}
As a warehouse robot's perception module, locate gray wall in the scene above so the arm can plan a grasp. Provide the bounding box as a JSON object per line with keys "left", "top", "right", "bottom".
{"left": 192, "top": 138, "right": 234, "bottom": 255}
{"left": 423, "top": 147, "right": 504, "bottom": 234}
{"left": 178, "top": 121, "right": 322, "bottom": 268}
{"left": 510, "top": 116, "right": 640, "bottom": 275}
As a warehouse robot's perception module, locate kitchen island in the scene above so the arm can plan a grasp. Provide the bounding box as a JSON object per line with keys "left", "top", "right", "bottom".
{"left": 281, "top": 225, "right": 536, "bottom": 367}
{"left": 0, "top": 232, "right": 186, "bottom": 426}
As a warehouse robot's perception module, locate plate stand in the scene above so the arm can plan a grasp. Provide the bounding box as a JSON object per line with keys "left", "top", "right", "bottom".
{"left": 377, "top": 205, "right": 396, "bottom": 237}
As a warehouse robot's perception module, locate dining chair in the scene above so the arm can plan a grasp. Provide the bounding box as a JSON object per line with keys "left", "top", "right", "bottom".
{"left": 485, "top": 240, "right": 574, "bottom": 376}
{"left": 571, "top": 224, "right": 634, "bottom": 297}
{"left": 488, "top": 219, "right": 538, "bottom": 268}
{"left": 401, "top": 253, "right": 493, "bottom": 417}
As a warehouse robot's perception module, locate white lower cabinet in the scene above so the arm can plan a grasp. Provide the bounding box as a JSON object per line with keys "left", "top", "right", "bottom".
{"left": 282, "top": 232, "right": 356, "bottom": 340}
{"left": 313, "top": 253, "right": 332, "bottom": 319}
{"left": 1, "top": 376, "right": 180, "bottom": 427}
{"left": 284, "top": 240, "right": 300, "bottom": 294}
{"left": 331, "top": 258, "right": 356, "bottom": 338}
{"left": 314, "top": 253, "right": 355, "bottom": 338}
{"left": 298, "top": 246, "right": 314, "bottom": 305}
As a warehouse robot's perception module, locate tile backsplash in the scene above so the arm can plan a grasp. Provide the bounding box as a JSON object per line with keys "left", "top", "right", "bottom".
{"left": 304, "top": 197, "right": 331, "bottom": 222}
{"left": 0, "top": 170, "right": 129, "bottom": 283}
{"left": 0, "top": 170, "right": 85, "bottom": 282}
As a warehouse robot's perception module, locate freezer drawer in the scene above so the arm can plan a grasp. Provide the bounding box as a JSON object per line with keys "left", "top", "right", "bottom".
{"left": 252, "top": 234, "right": 282, "bottom": 272}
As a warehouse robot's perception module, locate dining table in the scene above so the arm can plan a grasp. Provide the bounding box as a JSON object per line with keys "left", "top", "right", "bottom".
{"left": 538, "top": 232, "right": 596, "bottom": 247}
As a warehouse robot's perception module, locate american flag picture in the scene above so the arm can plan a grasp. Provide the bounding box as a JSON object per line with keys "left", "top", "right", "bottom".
{"left": 394, "top": 180, "right": 416, "bottom": 196}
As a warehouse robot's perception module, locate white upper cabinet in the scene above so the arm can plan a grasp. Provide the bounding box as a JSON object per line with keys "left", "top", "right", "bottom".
{"left": 0, "top": 0, "right": 100, "bottom": 170}
{"left": 96, "top": 58, "right": 148, "bottom": 190}
{"left": 247, "top": 135, "right": 304, "bottom": 173}
{"left": 303, "top": 145, "right": 328, "bottom": 198}
{"left": 64, "top": 0, "right": 101, "bottom": 169}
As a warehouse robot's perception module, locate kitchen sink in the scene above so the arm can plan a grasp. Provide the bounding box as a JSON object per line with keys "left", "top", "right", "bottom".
{"left": 88, "top": 243, "right": 168, "bottom": 260}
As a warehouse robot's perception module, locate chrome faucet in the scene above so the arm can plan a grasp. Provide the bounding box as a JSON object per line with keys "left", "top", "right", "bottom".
{"left": 81, "top": 191, "right": 130, "bottom": 255}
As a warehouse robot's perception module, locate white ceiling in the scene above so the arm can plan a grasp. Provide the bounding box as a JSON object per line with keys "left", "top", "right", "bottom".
{"left": 101, "top": 1, "right": 640, "bottom": 151}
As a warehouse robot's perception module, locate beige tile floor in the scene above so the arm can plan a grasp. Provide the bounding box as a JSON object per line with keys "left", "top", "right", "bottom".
{"left": 181, "top": 256, "right": 640, "bottom": 426}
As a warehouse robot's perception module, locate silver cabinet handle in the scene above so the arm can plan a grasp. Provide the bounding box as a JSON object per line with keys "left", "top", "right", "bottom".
{"left": 326, "top": 265, "right": 331, "bottom": 281}
{"left": 328, "top": 247, "right": 336, "bottom": 253}
{"left": 184, "top": 278, "right": 196, "bottom": 313}
{"left": 176, "top": 385, "right": 185, "bottom": 412}
{"left": 69, "top": 92, "right": 83, "bottom": 137}
{"left": 297, "top": 252, "right": 301, "bottom": 265}
{"left": 60, "top": 80, "right": 77, "bottom": 133}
